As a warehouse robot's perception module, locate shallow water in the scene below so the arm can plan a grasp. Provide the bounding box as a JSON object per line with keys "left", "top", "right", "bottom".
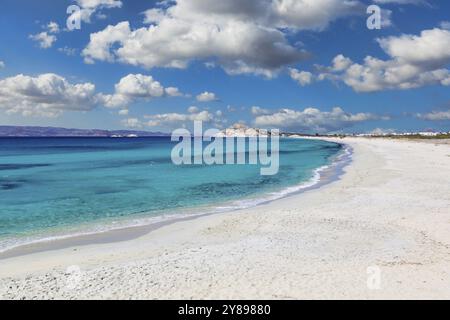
{"left": 0, "top": 137, "right": 342, "bottom": 251}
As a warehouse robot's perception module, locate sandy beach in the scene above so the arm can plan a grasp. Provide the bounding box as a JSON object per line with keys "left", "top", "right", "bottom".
{"left": 1, "top": 137, "right": 449, "bottom": 300}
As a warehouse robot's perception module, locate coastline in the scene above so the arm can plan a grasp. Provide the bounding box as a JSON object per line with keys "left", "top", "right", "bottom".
{"left": 0, "top": 139, "right": 350, "bottom": 259}
{"left": 1, "top": 137, "right": 450, "bottom": 299}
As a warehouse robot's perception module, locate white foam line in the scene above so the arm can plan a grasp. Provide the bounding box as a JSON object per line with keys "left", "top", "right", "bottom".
{"left": 213, "top": 143, "right": 351, "bottom": 211}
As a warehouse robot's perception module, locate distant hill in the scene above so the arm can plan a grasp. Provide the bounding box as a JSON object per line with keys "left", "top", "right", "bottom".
{"left": 0, "top": 126, "right": 169, "bottom": 137}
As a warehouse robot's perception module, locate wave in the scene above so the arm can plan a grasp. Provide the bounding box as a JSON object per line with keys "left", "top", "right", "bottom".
{"left": 214, "top": 143, "right": 351, "bottom": 211}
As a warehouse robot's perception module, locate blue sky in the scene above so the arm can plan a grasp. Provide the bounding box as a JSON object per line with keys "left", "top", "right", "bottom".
{"left": 0, "top": 0, "right": 449, "bottom": 133}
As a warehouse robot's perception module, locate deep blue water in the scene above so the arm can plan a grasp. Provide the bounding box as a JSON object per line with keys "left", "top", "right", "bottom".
{"left": 0, "top": 137, "right": 342, "bottom": 250}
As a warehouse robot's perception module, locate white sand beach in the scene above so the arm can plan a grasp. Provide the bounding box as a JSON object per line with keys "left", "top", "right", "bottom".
{"left": 1, "top": 138, "right": 449, "bottom": 300}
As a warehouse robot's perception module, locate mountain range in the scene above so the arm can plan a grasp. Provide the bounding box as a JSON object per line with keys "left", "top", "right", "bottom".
{"left": 0, "top": 126, "right": 168, "bottom": 137}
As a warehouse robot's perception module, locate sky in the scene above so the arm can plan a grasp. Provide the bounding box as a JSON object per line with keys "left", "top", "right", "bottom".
{"left": 0, "top": 0, "right": 449, "bottom": 134}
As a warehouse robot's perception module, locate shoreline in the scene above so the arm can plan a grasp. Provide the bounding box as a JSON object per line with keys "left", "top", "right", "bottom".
{"left": 1, "top": 137, "right": 449, "bottom": 299}
{"left": 0, "top": 139, "right": 350, "bottom": 260}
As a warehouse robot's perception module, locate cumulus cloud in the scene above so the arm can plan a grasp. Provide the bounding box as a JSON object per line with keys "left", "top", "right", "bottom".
{"left": 0, "top": 73, "right": 100, "bottom": 117}
{"left": 309, "top": 28, "right": 450, "bottom": 92}
{"left": 70, "top": 0, "right": 123, "bottom": 24}
{"left": 187, "top": 106, "right": 200, "bottom": 113}
{"left": 253, "top": 107, "right": 384, "bottom": 132}
{"left": 118, "top": 109, "right": 129, "bottom": 116}
{"left": 289, "top": 68, "right": 313, "bottom": 86}
{"left": 0, "top": 72, "right": 186, "bottom": 118}
{"left": 0, "top": 61, "right": 4, "bottom": 69}
{"left": 29, "top": 21, "right": 60, "bottom": 49}
{"left": 77, "top": 0, "right": 122, "bottom": 8}
{"left": 82, "top": 22, "right": 130, "bottom": 64}
{"left": 330, "top": 54, "right": 353, "bottom": 72}
{"left": 145, "top": 108, "right": 223, "bottom": 128}
{"left": 378, "top": 29, "right": 450, "bottom": 67}
{"left": 29, "top": 32, "right": 57, "bottom": 49}
{"left": 165, "top": 87, "right": 184, "bottom": 97}
{"left": 98, "top": 74, "right": 183, "bottom": 108}
{"left": 272, "top": 0, "right": 364, "bottom": 30}
{"left": 196, "top": 91, "right": 218, "bottom": 102}
{"left": 416, "top": 110, "right": 450, "bottom": 121}
{"left": 82, "top": 0, "right": 364, "bottom": 77}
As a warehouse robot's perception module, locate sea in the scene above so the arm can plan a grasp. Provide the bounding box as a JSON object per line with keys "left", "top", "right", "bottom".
{"left": 0, "top": 137, "right": 349, "bottom": 253}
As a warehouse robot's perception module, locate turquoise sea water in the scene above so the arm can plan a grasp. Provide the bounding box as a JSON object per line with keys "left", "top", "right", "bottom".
{"left": 0, "top": 137, "right": 343, "bottom": 251}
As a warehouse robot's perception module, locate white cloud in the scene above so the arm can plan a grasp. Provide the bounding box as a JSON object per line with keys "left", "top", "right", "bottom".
{"left": 253, "top": 107, "right": 384, "bottom": 132}
{"left": 289, "top": 68, "right": 313, "bottom": 86}
{"left": 373, "top": 0, "right": 427, "bottom": 5}
{"left": 142, "top": 105, "right": 227, "bottom": 129}
{"left": 99, "top": 73, "right": 183, "bottom": 108}
{"left": 0, "top": 61, "right": 4, "bottom": 69}
{"left": 379, "top": 8, "right": 393, "bottom": 29}
{"left": 118, "top": 109, "right": 129, "bottom": 116}
{"left": 416, "top": 110, "right": 450, "bottom": 121}
{"left": 331, "top": 54, "right": 353, "bottom": 72}
{"left": 71, "top": 0, "right": 123, "bottom": 24}
{"left": 29, "top": 32, "right": 57, "bottom": 49}
{"left": 58, "top": 46, "right": 77, "bottom": 56}
{"left": 143, "top": 8, "right": 166, "bottom": 24}
{"left": 77, "top": 0, "right": 122, "bottom": 8}
{"left": 47, "top": 21, "right": 60, "bottom": 34}
{"left": 312, "top": 28, "right": 450, "bottom": 92}
{"left": 121, "top": 117, "right": 142, "bottom": 128}
{"left": 115, "top": 74, "right": 165, "bottom": 97}
{"left": 145, "top": 109, "right": 216, "bottom": 127}
{"left": 29, "top": 21, "right": 60, "bottom": 49}
{"left": 0, "top": 73, "right": 100, "bottom": 117}
{"left": 196, "top": 91, "right": 217, "bottom": 102}
{"left": 83, "top": 22, "right": 131, "bottom": 63}
{"left": 82, "top": 0, "right": 364, "bottom": 77}
{"left": 0, "top": 72, "right": 185, "bottom": 118}
{"left": 251, "top": 106, "right": 271, "bottom": 115}
{"left": 369, "top": 128, "right": 397, "bottom": 135}
{"left": 187, "top": 106, "right": 199, "bottom": 113}
{"left": 378, "top": 28, "right": 450, "bottom": 67}
{"left": 82, "top": 21, "right": 304, "bottom": 78}
{"left": 440, "top": 21, "right": 450, "bottom": 30}
{"left": 272, "top": 0, "right": 364, "bottom": 31}
{"left": 165, "top": 87, "right": 184, "bottom": 97}
{"left": 230, "top": 121, "right": 248, "bottom": 130}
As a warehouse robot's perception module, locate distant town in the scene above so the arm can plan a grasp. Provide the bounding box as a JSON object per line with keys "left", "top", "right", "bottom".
{"left": 217, "top": 126, "right": 450, "bottom": 140}
{"left": 283, "top": 131, "right": 450, "bottom": 139}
